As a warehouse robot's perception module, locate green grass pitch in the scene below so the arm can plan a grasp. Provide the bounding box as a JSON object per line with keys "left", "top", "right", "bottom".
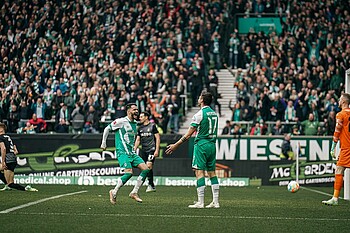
{"left": 0, "top": 185, "right": 350, "bottom": 232}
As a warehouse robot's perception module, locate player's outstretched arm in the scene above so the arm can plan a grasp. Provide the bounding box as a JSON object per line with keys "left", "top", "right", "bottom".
{"left": 100, "top": 126, "right": 110, "bottom": 150}
{"left": 134, "top": 135, "right": 141, "bottom": 152}
{"left": 165, "top": 126, "right": 196, "bottom": 154}
{"left": 154, "top": 133, "right": 160, "bottom": 157}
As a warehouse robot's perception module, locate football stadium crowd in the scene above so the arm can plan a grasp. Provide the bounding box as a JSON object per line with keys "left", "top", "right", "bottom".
{"left": 0, "top": 0, "right": 349, "bottom": 135}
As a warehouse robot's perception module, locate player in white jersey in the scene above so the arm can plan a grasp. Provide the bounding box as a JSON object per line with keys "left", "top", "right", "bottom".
{"left": 100, "top": 103, "right": 149, "bottom": 204}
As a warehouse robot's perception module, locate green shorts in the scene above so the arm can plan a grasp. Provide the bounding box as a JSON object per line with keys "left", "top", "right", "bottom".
{"left": 192, "top": 141, "right": 216, "bottom": 171}
{"left": 117, "top": 153, "right": 145, "bottom": 169}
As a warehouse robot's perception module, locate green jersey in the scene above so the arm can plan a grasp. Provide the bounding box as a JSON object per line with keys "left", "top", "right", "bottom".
{"left": 109, "top": 116, "right": 138, "bottom": 155}
{"left": 300, "top": 120, "right": 319, "bottom": 135}
{"left": 190, "top": 106, "right": 218, "bottom": 143}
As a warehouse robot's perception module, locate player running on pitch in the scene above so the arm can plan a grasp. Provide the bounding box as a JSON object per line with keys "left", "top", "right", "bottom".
{"left": 100, "top": 103, "right": 149, "bottom": 204}
{"left": 134, "top": 111, "right": 160, "bottom": 192}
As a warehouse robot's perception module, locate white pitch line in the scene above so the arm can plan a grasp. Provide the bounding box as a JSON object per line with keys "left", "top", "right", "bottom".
{"left": 9, "top": 212, "right": 350, "bottom": 222}
{"left": 301, "top": 186, "right": 344, "bottom": 200}
{"left": 0, "top": 190, "right": 87, "bottom": 214}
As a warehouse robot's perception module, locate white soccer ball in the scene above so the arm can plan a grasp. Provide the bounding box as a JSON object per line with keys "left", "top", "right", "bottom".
{"left": 287, "top": 180, "right": 300, "bottom": 193}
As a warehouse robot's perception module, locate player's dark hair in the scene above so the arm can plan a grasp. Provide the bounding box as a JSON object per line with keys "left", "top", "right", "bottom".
{"left": 141, "top": 111, "right": 150, "bottom": 118}
{"left": 126, "top": 103, "right": 137, "bottom": 111}
{"left": 0, "top": 122, "right": 7, "bottom": 131}
{"left": 342, "top": 93, "right": 350, "bottom": 104}
{"left": 201, "top": 91, "right": 213, "bottom": 106}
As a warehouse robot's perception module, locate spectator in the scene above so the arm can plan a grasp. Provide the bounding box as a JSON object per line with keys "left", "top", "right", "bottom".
{"left": 240, "top": 99, "right": 252, "bottom": 121}
{"left": 71, "top": 103, "right": 85, "bottom": 134}
{"left": 309, "top": 101, "right": 320, "bottom": 122}
{"left": 259, "top": 87, "right": 271, "bottom": 121}
{"left": 228, "top": 32, "right": 240, "bottom": 69}
{"left": 301, "top": 113, "right": 320, "bottom": 135}
{"left": 55, "top": 118, "right": 70, "bottom": 133}
{"left": 284, "top": 100, "right": 297, "bottom": 122}
{"left": 22, "top": 122, "right": 36, "bottom": 134}
{"left": 250, "top": 122, "right": 263, "bottom": 136}
{"left": 52, "top": 89, "right": 65, "bottom": 116}
{"left": 280, "top": 134, "right": 294, "bottom": 160}
{"left": 208, "top": 69, "right": 222, "bottom": 116}
{"left": 326, "top": 97, "right": 340, "bottom": 113}
{"left": 135, "top": 93, "right": 147, "bottom": 114}
{"left": 269, "top": 120, "right": 286, "bottom": 136}
{"left": 252, "top": 110, "right": 263, "bottom": 125}
{"left": 166, "top": 94, "right": 180, "bottom": 134}
{"left": 28, "top": 113, "right": 47, "bottom": 133}
{"left": 236, "top": 82, "right": 249, "bottom": 104}
{"left": 84, "top": 106, "right": 100, "bottom": 134}
{"left": 103, "top": 93, "right": 117, "bottom": 121}
{"left": 64, "top": 91, "right": 75, "bottom": 114}
{"left": 31, "top": 98, "right": 47, "bottom": 120}
{"left": 230, "top": 101, "right": 243, "bottom": 122}
{"left": 189, "top": 71, "right": 202, "bottom": 107}
{"left": 18, "top": 100, "right": 32, "bottom": 128}
{"left": 43, "top": 86, "right": 54, "bottom": 119}
{"left": 269, "top": 94, "right": 284, "bottom": 121}
{"left": 291, "top": 125, "right": 301, "bottom": 136}
{"left": 230, "top": 124, "right": 243, "bottom": 138}
{"left": 177, "top": 74, "right": 188, "bottom": 97}
{"left": 325, "top": 111, "right": 336, "bottom": 136}
{"left": 55, "top": 103, "right": 70, "bottom": 126}
{"left": 148, "top": 94, "right": 167, "bottom": 121}
{"left": 222, "top": 120, "right": 231, "bottom": 135}
{"left": 7, "top": 104, "right": 20, "bottom": 133}
{"left": 210, "top": 31, "right": 222, "bottom": 71}
{"left": 248, "top": 87, "right": 260, "bottom": 110}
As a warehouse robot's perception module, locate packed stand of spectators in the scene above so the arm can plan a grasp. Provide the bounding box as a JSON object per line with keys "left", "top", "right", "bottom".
{"left": 225, "top": 0, "right": 350, "bottom": 136}
{"left": 0, "top": 0, "right": 235, "bottom": 134}
{"left": 0, "top": 0, "right": 349, "bottom": 137}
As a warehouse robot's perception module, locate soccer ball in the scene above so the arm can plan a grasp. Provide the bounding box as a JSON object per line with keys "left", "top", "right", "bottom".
{"left": 287, "top": 181, "right": 300, "bottom": 193}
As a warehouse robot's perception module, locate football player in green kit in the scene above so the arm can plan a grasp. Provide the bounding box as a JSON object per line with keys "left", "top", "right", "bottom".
{"left": 100, "top": 103, "right": 149, "bottom": 204}
{"left": 166, "top": 91, "right": 220, "bottom": 208}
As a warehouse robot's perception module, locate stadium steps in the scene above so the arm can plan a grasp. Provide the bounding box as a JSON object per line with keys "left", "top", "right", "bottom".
{"left": 178, "top": 69, "right": 237, "bottom": 135}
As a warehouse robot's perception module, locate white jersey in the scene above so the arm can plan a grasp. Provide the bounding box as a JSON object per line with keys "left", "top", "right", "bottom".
{"left": 109, "top": 116, "right": 138, "bottom": 155}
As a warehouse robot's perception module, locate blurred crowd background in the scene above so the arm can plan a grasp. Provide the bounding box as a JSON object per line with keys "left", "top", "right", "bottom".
{"left": 0, "top": 0, "right": 349, "bottom": 136}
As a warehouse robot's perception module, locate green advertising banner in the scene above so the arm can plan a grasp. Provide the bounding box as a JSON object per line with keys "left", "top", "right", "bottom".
{"left": 4, "top": 176, "right": 249, "bottom": 187}
{"left": 238, "top": 17, "right": 286, "bottom": 35}
{"left": 190, "top": 136, "right": 333, "bottom": 161}
{"left": 10, "top": 134, "right": 188, "bottom": 176}
{"left": 268, "top": 160, "right": 336, "bottom": 186}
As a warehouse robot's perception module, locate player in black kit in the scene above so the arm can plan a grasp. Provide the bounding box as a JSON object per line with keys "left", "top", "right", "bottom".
{"left": 0, "top": 123, "right": 38, "bottom": 191}
{"left": 134, "top": 112, "right": 160, "bottom": 192}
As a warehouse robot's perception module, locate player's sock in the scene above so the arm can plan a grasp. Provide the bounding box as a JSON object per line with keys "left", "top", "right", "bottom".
{"left": 333, "top": 174, "right": 343, "bottom": 200}
{"left": 210, "top": 176, "right": 220, "bottom": 203}
{"left": 120, "top": 173, "right": 133, "bottom": 184}
{"left": 131, "top": 169, "right": 149, "bottom": 194}
{"left": 8, "top": 183, "right": 26, "bottom": 191}
{"left": 140, "top": 169, "right": 150, "bottom": 181}
{"left": 148, "top": 169, "right": 154, "bottom": 187}
{"left": 0, "top": 172, "right": 7, "bottom": 185}
{"left": 112, "top": 173, "right": 132, "bottom": 195}
{"left": 196, "top": 177, "right": 205, "bottom": 204}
